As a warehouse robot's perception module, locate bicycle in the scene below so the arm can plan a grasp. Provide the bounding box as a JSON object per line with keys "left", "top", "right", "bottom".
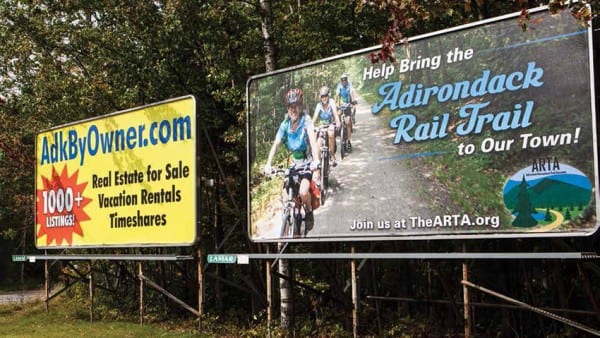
{"left": 338, "top": 103, "right": 352, "bottom": 159}
{"left": 315, "top": 124, "right": 333, "bottom": 205}
{"left": 269, "top": 162, "right": 315, "bottom": 239}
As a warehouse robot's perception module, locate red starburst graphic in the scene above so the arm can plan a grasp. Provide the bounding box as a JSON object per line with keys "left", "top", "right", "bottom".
{"left": 36, "top": 165, "right": 92, "bottom": 246}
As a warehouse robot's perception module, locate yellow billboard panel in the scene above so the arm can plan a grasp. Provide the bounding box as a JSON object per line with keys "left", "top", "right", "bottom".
{"left": 35, "top": 96, "right": 196, "bottom": 248}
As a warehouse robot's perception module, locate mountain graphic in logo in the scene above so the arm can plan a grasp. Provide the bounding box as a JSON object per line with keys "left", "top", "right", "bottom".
{"left": 503, "top": 163, "right": 592, "bottom": 228}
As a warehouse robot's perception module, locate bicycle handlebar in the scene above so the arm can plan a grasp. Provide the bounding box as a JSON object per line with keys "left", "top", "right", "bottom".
{"left": 265, "top": 162, "right": 318, "bottom": 177}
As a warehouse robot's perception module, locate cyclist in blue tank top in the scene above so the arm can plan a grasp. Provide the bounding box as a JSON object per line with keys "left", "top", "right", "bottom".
{"left": 312, "top": 86, "right": 340, "bottom": 166}
{"left": 336, "top": 73, "right": 357, "bottom": 150}
{"left": 264, "top": 88, "right": 320, "bottom": 227}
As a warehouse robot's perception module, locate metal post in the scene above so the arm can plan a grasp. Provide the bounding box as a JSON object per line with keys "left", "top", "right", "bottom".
{"left": 351, "top": 246, "right": 358, "bottom": 338}
{"left": 462, "top": 280, "right": 600, "bottom": 336}
{"left": 89, "top": 261, "right": 94, "bottom": 322}
{"left": 266, "top": 245, "right": 272, "bottom": 337}
{"left": 463, "top": 243, "right": 471, "bottom": 338}
{"left": 139, "top": 261, "right": 144, "bottom": 325}
{"left": 44, "top": 256, "right": 49, "bottom": 313}
{"left": 197, "top": 247, "right": 203, "bottom": 317}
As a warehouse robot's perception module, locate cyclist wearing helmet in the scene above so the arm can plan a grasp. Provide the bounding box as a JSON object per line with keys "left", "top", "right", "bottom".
{"left": 335, "top": 73, "right": 358, "bottom": 150}
{"left": 264, "top": 88, "right": 320, "bottom": 228}
{"left": 312, "top": 86, "right": 340, "bottom": 166}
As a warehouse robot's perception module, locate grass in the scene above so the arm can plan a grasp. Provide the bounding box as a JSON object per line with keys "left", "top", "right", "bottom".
{"left": 0, "top": 289, "right": 287, "bottom": 337}
{"left": 0, "top": 299, "right": 199, "bottom": 338}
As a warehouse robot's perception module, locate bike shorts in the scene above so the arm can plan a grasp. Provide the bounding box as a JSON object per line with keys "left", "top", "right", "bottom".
{"left": 298, "top": 170, "right": 312, "bottom": 182}
{"left": 318, "top": 124, "right": 335, "bottom": 135}
{"left": 341, "top": 106, "right": 352, "bottom": 117}
{"left": 291, "top": 159, "right": 314, "bottom": 182}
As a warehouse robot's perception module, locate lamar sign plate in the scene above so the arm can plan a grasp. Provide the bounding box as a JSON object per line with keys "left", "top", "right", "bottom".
{"left": 207, "top": 254, "right": 238, "bottom": 264}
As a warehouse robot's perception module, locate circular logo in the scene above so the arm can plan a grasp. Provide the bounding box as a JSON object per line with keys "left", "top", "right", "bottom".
{"left": 503, "top": 162, "right": 592, "bottom": 228}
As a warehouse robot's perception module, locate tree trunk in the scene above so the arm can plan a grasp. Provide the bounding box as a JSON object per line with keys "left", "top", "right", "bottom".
{"left": 214, "top": 183, "right": 223, "bottom": 311}
{"left": 278, "top": 243, "right": 292, "bottom": 330}
{"left": 259, "top": 0, "right": 277, "bottom": 72}
{"left": 260, "top": 0, "right": 291, "bottom": 331}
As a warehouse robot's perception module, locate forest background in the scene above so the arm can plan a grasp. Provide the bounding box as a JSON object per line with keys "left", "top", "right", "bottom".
{"left": 0, "top": 1, "right": 599, "bottom": 336}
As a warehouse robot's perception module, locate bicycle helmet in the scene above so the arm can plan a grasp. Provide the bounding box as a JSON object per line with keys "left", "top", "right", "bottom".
{"left": 340, "top": 73, "right": 349, "bottom": 80}
{"left": 319, "top": 86, "right": 330, "bottom": 97}
{"left": 285, "top": 88, "right": 303, "bottom": 105}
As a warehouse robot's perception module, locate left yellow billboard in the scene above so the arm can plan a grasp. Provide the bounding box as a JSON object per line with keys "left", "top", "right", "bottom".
{"left": 35, "top": 96, "right": 196, "bottom": 249}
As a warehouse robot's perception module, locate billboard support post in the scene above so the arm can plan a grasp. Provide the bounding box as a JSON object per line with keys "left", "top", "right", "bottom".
{"left": 462, "top": 242, "right": 471, "bottom": 338}
{"left": 15, "top": 253, "right": 198, "bottom": 323}
{"left": 89, "top": 265, "right": 94, "bottom": 322}
{"left": 462, "top": 279, "right": 600, "bottom": 336}
{"left": 138, "top": 261, "right": 144, "bottom": 325}
{"left": 351, "top": 246, "right": 358, "bottom": 338}
{"left": 197, "top": 246, "right": 204, "bottom": 319}
{"left": 44, "top": 255, "right": 49, "bottom": 313}
{"left": 266, "top": 245, "right": 272, "bottom": 336}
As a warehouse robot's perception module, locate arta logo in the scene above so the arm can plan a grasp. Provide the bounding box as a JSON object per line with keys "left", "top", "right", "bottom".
{"left": 36, "top": 165, "right": 92, "bottom": 246}
{"left": 503, "top": 161, "right": 592, "bottom": 229}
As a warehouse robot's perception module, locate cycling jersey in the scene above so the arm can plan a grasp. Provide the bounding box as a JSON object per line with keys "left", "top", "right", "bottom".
{"left": 315, "top": 99, "right": 336, "bottom": 124}
{"left": 336, "top": 82, "right": 353, "bottom": 104}
{"left": 276, "top": 113, "right": 314, "bottom": 160}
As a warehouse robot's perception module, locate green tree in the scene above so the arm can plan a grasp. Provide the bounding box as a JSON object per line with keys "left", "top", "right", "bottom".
{"left": 1, "top": 1, "right": 599, "bottom": 336}
{"left": 512, "top": 176, "right": 537, "bottom": 227}
{"left": 544, "top": 208, "right": 552, "bottom": 222}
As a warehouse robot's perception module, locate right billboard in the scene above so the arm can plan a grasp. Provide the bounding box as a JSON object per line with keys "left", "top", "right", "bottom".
{"left": 247, "top": 5, "right": 598, "bottom": 242}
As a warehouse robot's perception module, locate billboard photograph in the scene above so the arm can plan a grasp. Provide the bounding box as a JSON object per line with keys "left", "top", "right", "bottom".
{"left": 247, "top": 6, "right": 598, "bottom": 242}
{"left": 35, "top": 96, "right": 197, "bottom": 248}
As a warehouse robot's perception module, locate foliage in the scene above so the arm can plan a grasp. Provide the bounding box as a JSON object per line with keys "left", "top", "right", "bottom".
{"left": 1, "top": 0, "right": 599, "bottom": 337}
{"left": 364, "top": 0, "right": 598, "bottom": 63}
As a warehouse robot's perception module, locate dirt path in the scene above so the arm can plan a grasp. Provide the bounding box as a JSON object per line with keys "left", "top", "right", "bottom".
{"left": 253, "top": 95, "right": 439, "bottom": 240}
{"left": 0, "top": 289, "right": 45, "bottom": 305}
{"left": 308, "top": 96, "right": 435, "bottom": 238}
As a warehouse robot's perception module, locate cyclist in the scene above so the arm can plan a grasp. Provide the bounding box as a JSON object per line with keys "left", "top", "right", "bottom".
{"left": 264, "top": 88, "right": 320, "bottom": 228}
{"left": 335, "top": 73, "right": 358, "bottom": 150}
{"left": 312, "top": 86, "right": 340, "bottom": 167}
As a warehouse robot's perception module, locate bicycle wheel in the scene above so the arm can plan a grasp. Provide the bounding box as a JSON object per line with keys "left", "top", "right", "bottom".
{"left": 300, "top": 217, "right": 306, "bottom": 237}
{"left": 320, "top": 150, "right": 328, "bottom": 205}
{"left": 323, "top": 150, "right": 329, "bottom": 185}
{"left": 280, "top": 208, "right": 292, "bottom": 238}
{"left": 293, "top": 207, "right": 302, "bottom": 237}
{"left": 340, "top": 123, "right": 346, "bottom": 160}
